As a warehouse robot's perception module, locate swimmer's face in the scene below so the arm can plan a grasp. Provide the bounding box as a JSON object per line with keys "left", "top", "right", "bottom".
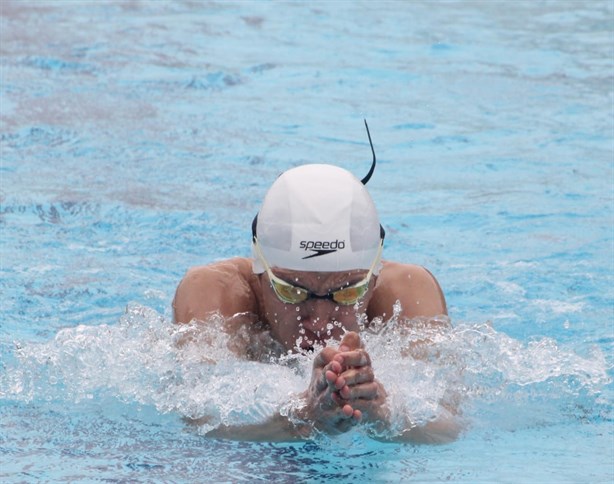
{"left": 259, "top": 268, "right": 375, "bottom": 352}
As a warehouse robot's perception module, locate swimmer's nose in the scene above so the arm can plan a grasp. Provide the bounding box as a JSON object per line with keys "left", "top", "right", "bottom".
{"left": 301, "top": 299, "right": 336, "bottom": 331}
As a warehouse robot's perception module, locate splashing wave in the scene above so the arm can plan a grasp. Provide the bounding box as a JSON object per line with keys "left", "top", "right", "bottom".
{"left": 1, "top": 303, "right": 609, "bottom": 436}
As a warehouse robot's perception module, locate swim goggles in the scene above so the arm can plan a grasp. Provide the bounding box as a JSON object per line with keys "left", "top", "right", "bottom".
{"left": 253, "top": 236, "right": 383, "bottom": 305}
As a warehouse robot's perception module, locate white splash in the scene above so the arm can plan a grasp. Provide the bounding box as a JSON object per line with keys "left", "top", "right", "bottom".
{"left": 0, "top": 302, "right": 609, "bottom": 438}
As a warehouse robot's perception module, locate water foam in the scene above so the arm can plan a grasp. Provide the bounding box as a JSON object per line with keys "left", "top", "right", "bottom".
{"left": 0, "top": 302, "right": 609, "bottom": 438}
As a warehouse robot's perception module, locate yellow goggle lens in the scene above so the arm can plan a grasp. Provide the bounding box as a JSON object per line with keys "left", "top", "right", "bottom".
{"left": 271, "top": 280, "right": 310, "bottom": 304}
{"left": 270, "top": 278, "right": 369, "bottom": 305}
{"left": 331, "top": 284, "right": 369, "bottom": 305}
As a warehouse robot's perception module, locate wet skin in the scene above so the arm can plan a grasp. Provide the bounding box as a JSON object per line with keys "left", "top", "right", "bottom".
{"left": 257, "top": 268, "right": 373, "bottom": 350}
{"left": 298, "top": 331, "right": 388, "bottom": 434}
{"left": 257, "top": 268, "right": 387, "bottom": 432}
{"left": 173, "top": 257, "right": 455, "bottom": 441}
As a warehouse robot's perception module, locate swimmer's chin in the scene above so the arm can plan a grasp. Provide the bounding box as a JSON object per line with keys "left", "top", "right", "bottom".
{"left": 290, "top": 336, "right": 320, "bottom": 353}
{"left": 297, "top": 340, "right": 315, "bottom": 353}
{"left": 296, "top": 336, "right": 337, "bottom": 353}
{"left": 296, "top": 330, "right": 332, "bottom": 352}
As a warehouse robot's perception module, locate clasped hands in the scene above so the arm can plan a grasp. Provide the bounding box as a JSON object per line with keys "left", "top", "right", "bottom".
{"left": 299, "top": 331, "right": 387, "bottom": 435}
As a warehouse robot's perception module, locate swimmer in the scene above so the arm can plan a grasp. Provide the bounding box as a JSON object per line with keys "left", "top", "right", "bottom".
{"left": 173, "top": 123, "right": 459, "bottom": 443}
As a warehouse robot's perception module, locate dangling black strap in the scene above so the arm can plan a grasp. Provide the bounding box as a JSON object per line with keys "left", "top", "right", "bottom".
{"left": 361, "top": 119, "right": 377, "bottom": 185}
{"left": 251, "top": 214, "right": 258, "bottom": 241}
{"left": 253, "top": 121, "right": 379, "bottom": 241}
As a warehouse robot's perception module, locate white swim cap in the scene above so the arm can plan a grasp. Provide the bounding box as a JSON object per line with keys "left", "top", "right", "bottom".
{"left": 252, "top": 164, "right": 384, "bottom": 274}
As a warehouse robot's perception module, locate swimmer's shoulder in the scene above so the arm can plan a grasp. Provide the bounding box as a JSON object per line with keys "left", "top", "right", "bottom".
{"left": 179, "top": 257, "right": 253, "bottom": 286}
{"left": 173, "top": 257, "right": 261, "bottom": 323}
{"left": 369, "top": 261, "right": 447, "bottom": 319}
{"left": 186, "top": 256, "right": 254, "bottom": 276}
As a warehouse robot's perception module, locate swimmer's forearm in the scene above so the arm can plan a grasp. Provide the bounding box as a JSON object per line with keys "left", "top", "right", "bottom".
{"left": 373, "top": 411, "right": 462, "bottom": 445}
{"left": 203, "top": 411, "right": 460, "bottom": 444}
{"left": 204, "top": 414, "right": 312, "bottom": 442}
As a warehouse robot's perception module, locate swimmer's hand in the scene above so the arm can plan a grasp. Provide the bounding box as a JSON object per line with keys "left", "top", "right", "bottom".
{"left": 296, "top": 340, "right": 363, "bottom": 435}
{"left": 205, "top": 332, "right": 460, "bottom": 443}
{"left": 328, "top": 332, "right": 388, "bottom": 427}
{"left": 329, "top": 332, "right": 461, "bottom": 444}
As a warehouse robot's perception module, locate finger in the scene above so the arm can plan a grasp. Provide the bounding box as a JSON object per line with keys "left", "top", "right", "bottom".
{"left": 338, "top": 397, "right": 380, "bottom": 416}
{"left": 334, "top": 349, "right": 371, "bottom": 368}
{"left": 338, "top": 366, "right": 374, "bottom": 387}
{"left": 341, "top": 403, "right": 354, "bottom": 417}
{"left": 333, "top": 375, "right": 346, "bottom": 390}
{"left": 316, "top": 368, "right": 338, "bottom": 393}
{"left": 353, "top": 409, "right": 362, "bottom": 421}
{"left": 326, "top": 395, "right": 355, "bottom": 420}
{"left": 340, "top": 381, "right": 380, "bottom": 401}
{"left": 321, "top": 360, "right": 344, "bottom": 390}
{"left": 329, "top": 359, "right": 343, "bottom": 374}
{"left": 339, "top": 331, "right": 362, "bottom": 352}
{"left": 313, "top": 347, "right": 338, "bottom": 369}
{"left": 331, "top": 366, "right": 374, "bottom": 392}
{"left": 312, "top": 361, "right": 341, "bottom": 392}
{"left": 325, "top": 370, "right": 338, "bottom": 386}
{"left": 331, "top": 391, "right": 349, "bottom": 407}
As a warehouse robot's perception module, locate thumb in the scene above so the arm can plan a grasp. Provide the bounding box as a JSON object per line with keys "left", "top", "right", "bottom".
{"left": 339, "top": 331, "right": 361, "bottom": 352}
{"left": 313, "top": 347, "right": 339, "bottom": 369}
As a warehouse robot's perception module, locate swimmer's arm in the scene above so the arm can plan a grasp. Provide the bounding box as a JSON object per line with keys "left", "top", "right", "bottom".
{"left": 173, "top": 258, "right": 258, "bottom": 324}
{"left": 381, "top": 405, "right": 462, "bottom": 444}
{"left": 369, "top": 263, "right": 447, "bottom": 321}
{"left": 203, "top": 407, "right": 461, "bottom": 444}
{"left": 187, "top": 400, "right": 313, "bottom": 442}
{"left": 202, "top": 414, "right": 312, "bottom": 443}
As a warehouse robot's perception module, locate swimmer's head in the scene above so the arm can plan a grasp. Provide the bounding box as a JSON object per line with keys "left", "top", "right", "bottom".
{"left": 252, "top": 122, "right": 384, "bottom": 274}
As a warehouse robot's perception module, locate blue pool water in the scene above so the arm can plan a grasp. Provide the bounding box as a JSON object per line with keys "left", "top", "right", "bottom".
{"left": 1, "top": 0, "right": 612, "bottom": 482}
